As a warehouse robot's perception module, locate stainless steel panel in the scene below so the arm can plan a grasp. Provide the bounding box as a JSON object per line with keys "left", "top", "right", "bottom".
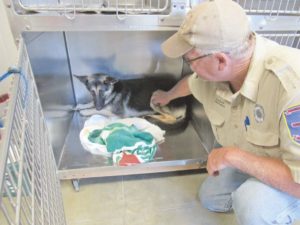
{"left": 66, "top": 31, "right": 182, "bottom": 103}
{"left": 23, "top": 32, "right": 75, "bottom": 108}
{"left": 23, "top": 32, "right": 75, "bottom": 163}
{"left": 45, "top": 113, "right": 73, "bottom": 164}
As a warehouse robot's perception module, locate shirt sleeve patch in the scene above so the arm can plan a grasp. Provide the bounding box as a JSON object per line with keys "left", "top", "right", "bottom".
{"left": 284, "top": 105, "right": 300, "bottom": 145}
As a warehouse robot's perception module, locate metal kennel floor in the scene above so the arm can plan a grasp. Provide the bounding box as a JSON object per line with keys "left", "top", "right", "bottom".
{"left": 47, "top": 111, "right": 208, "bottom": 181}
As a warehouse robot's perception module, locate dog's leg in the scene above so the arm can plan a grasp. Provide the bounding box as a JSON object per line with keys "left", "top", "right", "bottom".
{"left": 75, "top": 101, "right": 95, "bottom": 111}
{"left": 79, "top": 108, "right": 120, "bottom": 119}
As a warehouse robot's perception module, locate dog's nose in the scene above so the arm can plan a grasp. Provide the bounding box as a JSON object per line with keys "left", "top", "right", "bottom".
{"left": 95, "top": 101, "right": 103, "bottom": 110}
{"left": 95, "top": 95, "right": 105, "bottom": 111}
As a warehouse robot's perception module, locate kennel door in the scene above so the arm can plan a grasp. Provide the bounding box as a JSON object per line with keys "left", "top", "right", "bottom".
{"left": 0, "top": 40, "right": 66, "bottom": 225}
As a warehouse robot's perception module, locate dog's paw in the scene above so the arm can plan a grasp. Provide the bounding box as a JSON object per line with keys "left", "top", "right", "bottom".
{"left": 78, "top": 108, "right": 99, "bottom": 116}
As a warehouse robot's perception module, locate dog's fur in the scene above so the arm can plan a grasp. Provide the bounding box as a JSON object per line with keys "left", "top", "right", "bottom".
{"left": 74, "top": 73, "right": 188, "bottom": 129}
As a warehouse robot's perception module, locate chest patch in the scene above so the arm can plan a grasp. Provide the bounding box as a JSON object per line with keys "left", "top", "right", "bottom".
{"left": 254, "top": 104, "right": 264, "bottom": 123}
{"left": 284, "top": 105, "right": 300, "bottom": 145}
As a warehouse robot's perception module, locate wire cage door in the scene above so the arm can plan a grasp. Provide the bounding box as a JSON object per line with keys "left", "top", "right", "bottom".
{"left": 0, "top": 40, "right": 66, "bottom": 225}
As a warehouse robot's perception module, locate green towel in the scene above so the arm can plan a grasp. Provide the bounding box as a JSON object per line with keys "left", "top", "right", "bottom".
{"left": 88, "top": 123, "right": 157, "bottom": 165}
{"left": 88, "top": 129, "right": 105, "bottom": 145}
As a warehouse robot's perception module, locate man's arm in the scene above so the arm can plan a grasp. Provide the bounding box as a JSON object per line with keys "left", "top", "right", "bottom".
{"left": 151, "top": 75, "right": 192, "bottom": 106}
{"left": 207, "top": 147, "right": 300, "bottom": 198}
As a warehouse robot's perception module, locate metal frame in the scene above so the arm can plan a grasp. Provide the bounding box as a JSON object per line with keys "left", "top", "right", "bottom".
{"left": 2, "top": 0, "right": 299, "bottom": 41}
{"left": 236, "top": 0, "right": 300, "bottom": 15}
{"left": 10, "top": 0, "right": 300, "bottom": 16}
{"left": 260, "top": 31, "right": 300, "bottom": 48}
{"left": 0, "top": 41, "right": 66, "bottom": 225}
{"left": 16, "top": 0, "right": 170, "bottom": 14}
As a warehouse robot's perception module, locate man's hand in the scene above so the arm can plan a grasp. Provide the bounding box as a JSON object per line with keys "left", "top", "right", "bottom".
{"left": 207, "top": 147, "right": 236, "bottom": 176}
{"left": 151, "top": 90, "right": 171, "bottom": 107}
{"left": 206, "top": 146, "right": 300, "bottom": 197}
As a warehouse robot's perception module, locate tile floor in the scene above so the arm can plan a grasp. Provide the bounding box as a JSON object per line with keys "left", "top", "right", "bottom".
{"left": 61, "top": 171, "right": 237, "bottom": 225}
{"left": 61, "top": 170, "right": 300, "bottom": 225}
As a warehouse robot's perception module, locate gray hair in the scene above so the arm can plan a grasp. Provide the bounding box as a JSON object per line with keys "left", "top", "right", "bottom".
{"left": 195, "top": 32, "right": 255, "bottom": 59}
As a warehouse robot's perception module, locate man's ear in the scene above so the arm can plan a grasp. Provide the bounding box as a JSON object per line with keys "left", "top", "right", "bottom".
{"left": 214, "top": 53, "right": 229, "bottom": 71}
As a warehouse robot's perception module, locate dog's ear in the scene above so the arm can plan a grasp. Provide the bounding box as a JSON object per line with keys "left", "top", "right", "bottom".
{"left": 105, "top": 76, "right": 118, "bottom": 85}
{"left": 73, "top": 74, "right": 88, "bottom": 84}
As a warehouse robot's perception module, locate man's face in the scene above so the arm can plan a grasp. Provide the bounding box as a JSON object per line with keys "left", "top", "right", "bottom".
{"left": 184, "top": 49, "right": 233, "bottom": 82}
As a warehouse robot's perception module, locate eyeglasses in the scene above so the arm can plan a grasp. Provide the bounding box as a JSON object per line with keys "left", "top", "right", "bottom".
{"left": 183, "top": 53, "right": 212, "bottom": 65}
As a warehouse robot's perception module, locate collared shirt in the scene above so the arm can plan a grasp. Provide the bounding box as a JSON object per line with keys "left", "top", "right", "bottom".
{"left": 188, "top": 34, "right": 300, "bottom": 183}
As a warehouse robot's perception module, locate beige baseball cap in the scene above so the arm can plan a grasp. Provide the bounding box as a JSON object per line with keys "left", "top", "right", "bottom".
{"left": 162, "top": 0, "right": 251, "bottom": 58}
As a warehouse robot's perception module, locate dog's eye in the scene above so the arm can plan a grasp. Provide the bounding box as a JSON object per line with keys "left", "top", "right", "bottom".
{"left": 103, "top": 80, "right": 111, "bottom": 85}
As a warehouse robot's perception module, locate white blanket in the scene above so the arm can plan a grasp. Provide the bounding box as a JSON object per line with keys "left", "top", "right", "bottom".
{"left": 80, "top": 115, "right": 165, "bottom": 156}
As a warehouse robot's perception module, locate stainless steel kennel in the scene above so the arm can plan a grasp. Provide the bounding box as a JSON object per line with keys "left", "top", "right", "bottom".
{"left": 1, "top": 0, "right": 300, "bottom": 223}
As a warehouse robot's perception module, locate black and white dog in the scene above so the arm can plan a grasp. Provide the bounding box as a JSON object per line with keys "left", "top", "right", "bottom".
{"left": 74, "top": 73, "right": 188, "bottom": 129}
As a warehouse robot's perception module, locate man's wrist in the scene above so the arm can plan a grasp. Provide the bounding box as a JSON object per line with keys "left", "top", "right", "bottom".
{"left": 224, "top": 147, "right": 241, "bottom": 168}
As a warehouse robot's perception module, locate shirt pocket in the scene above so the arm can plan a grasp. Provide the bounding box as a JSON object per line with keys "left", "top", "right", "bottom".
{"left": 246, "top": 127, "right": 279, "bottom": 147}
{"left": 205, "top": 109, "right": 225, "bottom": 141}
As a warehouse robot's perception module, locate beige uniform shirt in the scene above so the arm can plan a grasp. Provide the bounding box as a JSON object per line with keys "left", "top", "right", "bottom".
{"left": 188, "top": 34, "right": 300, "bottom": 184}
